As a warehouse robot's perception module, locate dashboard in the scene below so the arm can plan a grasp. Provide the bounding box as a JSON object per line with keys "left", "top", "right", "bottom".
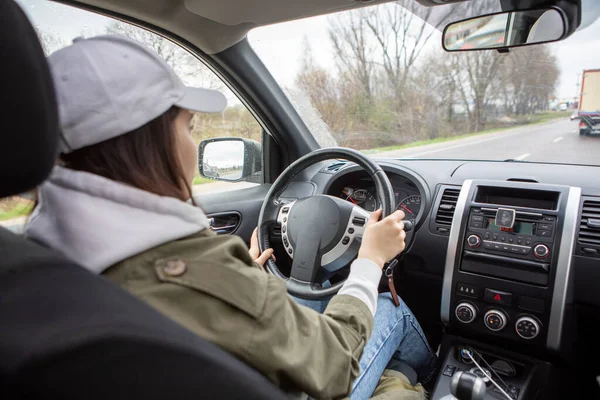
{"left": 292, "top": 157, "right": 600, "bottom": 365}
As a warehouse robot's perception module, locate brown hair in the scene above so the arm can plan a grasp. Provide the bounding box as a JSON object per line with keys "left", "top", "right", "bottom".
{"left": 61, "top": 106, "right": 194, "bottom": 202}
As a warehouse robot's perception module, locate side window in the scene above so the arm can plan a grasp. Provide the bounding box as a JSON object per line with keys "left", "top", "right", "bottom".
{"left": 1, "top": 1, "right": 263, "bottom": 228}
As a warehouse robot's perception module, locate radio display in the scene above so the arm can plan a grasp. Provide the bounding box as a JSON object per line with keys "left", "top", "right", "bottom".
{"left": 487, "top": 218, "right": 535, "bottom": 235}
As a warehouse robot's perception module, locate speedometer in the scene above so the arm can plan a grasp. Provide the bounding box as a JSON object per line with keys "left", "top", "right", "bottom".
{"left": 397, "top": 195, "right": 422, "bottom": 219}
{"left": 342, "top": 187, "right": 377, "bottom": 211}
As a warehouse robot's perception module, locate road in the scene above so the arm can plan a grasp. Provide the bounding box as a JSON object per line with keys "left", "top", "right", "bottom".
{"left": 371, "top": 118, "right": 599, "bottom": 165}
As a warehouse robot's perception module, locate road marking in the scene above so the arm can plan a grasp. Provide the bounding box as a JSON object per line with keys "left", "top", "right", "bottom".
{"left": 515, "top": 153, "right": 530, "bottom": 160}
{"left": 403, "top": 124, "right": 551, "bottom": 158}
{"left": 553, "top": 136, "right": 564, "bottom": 143}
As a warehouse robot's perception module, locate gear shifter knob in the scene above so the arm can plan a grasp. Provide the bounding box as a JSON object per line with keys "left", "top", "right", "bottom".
{"left": 445, "top": 371, "right": 486, "bottom": 400}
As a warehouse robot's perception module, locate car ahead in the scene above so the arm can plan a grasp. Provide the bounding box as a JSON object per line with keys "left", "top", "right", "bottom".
{"left": 9, "top": 0, "right": 600, "bottom": 399}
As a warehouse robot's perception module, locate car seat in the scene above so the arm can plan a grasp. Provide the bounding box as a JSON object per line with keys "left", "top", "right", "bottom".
{"left": 0, "top": 2, "right": 286, "bottom": 399}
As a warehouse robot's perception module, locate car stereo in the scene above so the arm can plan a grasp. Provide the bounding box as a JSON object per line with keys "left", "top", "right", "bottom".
{"left": 441, "top": 180, "right": 581, "bottom": 354}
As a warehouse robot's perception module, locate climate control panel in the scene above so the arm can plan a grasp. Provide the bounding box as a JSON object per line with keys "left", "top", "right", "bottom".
{"left": 454, "top": 298, "right": 543, "bottom": 341}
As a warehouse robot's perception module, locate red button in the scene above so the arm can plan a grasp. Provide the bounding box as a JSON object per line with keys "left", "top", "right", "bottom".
{"left": 484, "top": 289, "right": 513, "bottom": 306}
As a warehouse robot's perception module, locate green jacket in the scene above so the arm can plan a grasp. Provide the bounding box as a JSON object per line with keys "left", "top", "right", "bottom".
{"left": 103, "top": 229, "right": 425, "bottom": 399}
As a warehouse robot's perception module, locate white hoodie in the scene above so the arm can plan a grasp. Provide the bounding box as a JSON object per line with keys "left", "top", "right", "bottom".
{"left": 25, "top": 166, "right": 382, "bottom": 315}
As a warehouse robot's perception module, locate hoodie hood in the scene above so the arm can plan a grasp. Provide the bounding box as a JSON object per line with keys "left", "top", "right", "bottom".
{"left": 25, "top": 166, "right": 209, "bottom": 274}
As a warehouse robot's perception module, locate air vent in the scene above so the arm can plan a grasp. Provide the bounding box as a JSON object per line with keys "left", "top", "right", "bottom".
{"left": 579, "top": 200, "right": 600, "bottom": 246}
{"left": 435, "top": 188, "right": 461, "bottom": 226}
{"left": 320, "top": 161, "right": 347, "bottom": 173}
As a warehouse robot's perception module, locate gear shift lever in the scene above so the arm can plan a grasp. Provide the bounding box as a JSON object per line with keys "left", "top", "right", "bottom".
{"left": 440, "top": 371, "right": 486, "bottom": 400}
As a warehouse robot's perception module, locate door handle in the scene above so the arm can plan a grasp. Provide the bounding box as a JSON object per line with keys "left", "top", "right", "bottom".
{"left": 207, "top": 211, "right": 241, "bottom": 235}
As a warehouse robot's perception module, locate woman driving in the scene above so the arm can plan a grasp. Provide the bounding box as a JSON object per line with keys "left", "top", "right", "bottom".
{"left": 25, "top": 35, "right": 436, "bottom": 400}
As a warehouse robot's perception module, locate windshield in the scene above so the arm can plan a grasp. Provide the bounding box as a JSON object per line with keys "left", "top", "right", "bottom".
{"left": 249, "top": 0, "right": 600, "bottom": 165}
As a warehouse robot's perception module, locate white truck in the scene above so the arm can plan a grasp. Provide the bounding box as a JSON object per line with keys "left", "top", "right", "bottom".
{"left": 578, "top": 69, "right": 600, "bottom": 136}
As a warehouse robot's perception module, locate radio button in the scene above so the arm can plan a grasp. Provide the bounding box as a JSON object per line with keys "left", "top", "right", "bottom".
{"left": 525, "top": 239, "right": 532, "bottom": 246}
{"left": 519, "top": 247, "right": 531, "bottom": 255}
{"left": 500, "top": 236, "right": 506, "bottom": 242}
{"left": 471, "top": 222, "right": 483, "bottom": 229}
{"left": 534, "top": 244, "right": 550, "bottom": 259}
{"left": 538, "top": 223, "right": 553, "bottom": 231}
{"left": 509, "top": 246, "right": 520, "bottom": 254}
{"left": 492, "top": 243, "right": 502, "bottom": 251}
{"left": 517, "top": 236, "right": 524, "bottom": 244}
{"left": 543, "top": 216, "right": 555, "bottom": 222}
{"left": 467, "top": 234, "right": 481, "bottom": 248}
{"left": 501, "top": 244, "right": 511, "bottom": 252}
{"left": 471, "top": 215, "right": 484, "bottom": 222}
{"left": 537, "top": 230, "right": 552, "bottom": 238}
{"left": 484, "top": 232, "right": 491, "bottom": 240}
{"left": 508, "top": 237, "right": 514, "bottom": 243}
{"left": 483, "top": 241, "right": 494, "bottom": 250}
{"left": 492, "top": 234, "right": 499, "bottom": 241}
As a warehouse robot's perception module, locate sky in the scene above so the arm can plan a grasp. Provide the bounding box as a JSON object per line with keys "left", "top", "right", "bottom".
{"left": 17, "top": 0, "right": 600, "bottom": 102}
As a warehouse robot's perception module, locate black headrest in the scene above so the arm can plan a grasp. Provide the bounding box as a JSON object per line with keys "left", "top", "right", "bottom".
{"left": 0, "top": 1, "right": 59, "bottom": 198}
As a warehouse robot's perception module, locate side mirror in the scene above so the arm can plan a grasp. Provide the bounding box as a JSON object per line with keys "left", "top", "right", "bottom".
{"left": 198, "top": 137, "right": 262, "bottom": 183}
{"left": 443, "top": 7, "right": 567, "bottom": 51}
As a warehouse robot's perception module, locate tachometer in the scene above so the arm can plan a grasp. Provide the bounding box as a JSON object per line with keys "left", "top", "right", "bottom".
{"left": 397, "top": 195, "right": 421, "bottom": 219}
{"left": 342, "top": 187, "right": 377, "bottom": 211}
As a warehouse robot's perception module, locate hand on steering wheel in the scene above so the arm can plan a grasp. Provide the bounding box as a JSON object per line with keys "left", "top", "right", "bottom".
{"left": 257, "top": 148, "right": 410, "bottom": 300}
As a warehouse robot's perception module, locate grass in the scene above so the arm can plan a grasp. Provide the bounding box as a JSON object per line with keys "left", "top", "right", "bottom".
{"left": 0, "top": 198, "right": 34, "bottom": 222}
{"left": 364, "top": 112, "right": 566, "bottom": 154}
{"left": 193, "top": 175, "right": 215, "bottom": 185}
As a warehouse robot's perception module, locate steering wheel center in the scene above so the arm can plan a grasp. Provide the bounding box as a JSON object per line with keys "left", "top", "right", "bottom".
{"left": 287, "top": 196, "right": 347, "bottom": 253}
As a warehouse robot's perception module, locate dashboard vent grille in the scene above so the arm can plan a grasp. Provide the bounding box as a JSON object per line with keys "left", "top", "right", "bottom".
{"left": 579, "top": 200, "right": 600, "bottom": 245}
{"left": 435, "top": 188, "right": 461, "bottom": 226}
{"left": 321, "top": 161, "right": 347, "bottom": 173}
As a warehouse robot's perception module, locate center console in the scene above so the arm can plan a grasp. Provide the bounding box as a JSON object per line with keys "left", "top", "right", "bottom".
{"left": 434, "top": 180, "right": 581, "bottom": 399}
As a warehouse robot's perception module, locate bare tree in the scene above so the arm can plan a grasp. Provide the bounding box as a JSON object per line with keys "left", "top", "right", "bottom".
{"left": 328, "top": 12, "right": 375, "bottom": 101}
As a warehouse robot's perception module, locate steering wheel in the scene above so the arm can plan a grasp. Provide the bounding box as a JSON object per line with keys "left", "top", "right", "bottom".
{"left": 258, "top": 148, "right": 396, "bottom": 300}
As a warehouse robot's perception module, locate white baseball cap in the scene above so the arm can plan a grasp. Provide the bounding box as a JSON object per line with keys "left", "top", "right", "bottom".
{"left": 48, "top": 35, "right": 227, "bottom": 153}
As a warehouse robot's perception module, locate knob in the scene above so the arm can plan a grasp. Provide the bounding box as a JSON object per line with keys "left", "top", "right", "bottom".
{"left": 467, "top": 234, "right": 481, "bottom": 248}
{"left": 533, "top": 244, "right": 550, "bottom": 258}
{"left": 515, "top": 316, "right": 540, "bottom": 340}
{"left": 484, "top": 309, "right": 507, "bottom": 332}
{"left": 455, "top": 302, "right": 477, "bottom": 324}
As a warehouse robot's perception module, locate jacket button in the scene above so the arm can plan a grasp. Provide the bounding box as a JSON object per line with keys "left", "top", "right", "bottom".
{"left": 163, "top": 259, "right": 187, "bottom": 277}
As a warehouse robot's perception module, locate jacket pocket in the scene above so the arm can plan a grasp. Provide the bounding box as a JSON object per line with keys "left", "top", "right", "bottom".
{"left": 153, "top": 257, "right": 266, "bottom": 319}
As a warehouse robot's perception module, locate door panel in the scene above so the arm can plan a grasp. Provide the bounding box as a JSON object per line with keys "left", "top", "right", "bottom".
{"left": 195, "top": 185, "right": 271, "bottom": 243}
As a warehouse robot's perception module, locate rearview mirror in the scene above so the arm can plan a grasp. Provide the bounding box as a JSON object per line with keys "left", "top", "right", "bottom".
{"left": 198, "top": 138, "right": 262, "bottom": 183}
{"left": 443, "top": 8, "right": 566, "bottom": 51}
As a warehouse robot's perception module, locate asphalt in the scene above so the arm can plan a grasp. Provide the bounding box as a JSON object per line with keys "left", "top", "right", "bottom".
{"left": 372, "top": 118, "right": 599, "bottom": 165}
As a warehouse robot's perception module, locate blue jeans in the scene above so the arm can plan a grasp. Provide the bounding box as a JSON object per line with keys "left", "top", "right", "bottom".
{"left": 292, "top": 292, "right": 437, "bottom": 400}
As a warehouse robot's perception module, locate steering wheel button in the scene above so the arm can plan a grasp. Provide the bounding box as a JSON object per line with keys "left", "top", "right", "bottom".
{"left": 282, "top": 207, "right": 289, "bottom": 213}
{"left": 282, "top": 225, "right": 286, "bottom": 233}
{"left": 283, "top": 217, "right": 287, "bottom": 223}
{"left": 342, "top": 236, "right": 350, "bottom": 245}
{"left": 348, "top": 227, "right": 354, "bottom": 234}
{"left": 287, "top": 248, "right": 292, "bottom": 254}
{"left": 352, "top": 217, "right": 366, "bottom": 226}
